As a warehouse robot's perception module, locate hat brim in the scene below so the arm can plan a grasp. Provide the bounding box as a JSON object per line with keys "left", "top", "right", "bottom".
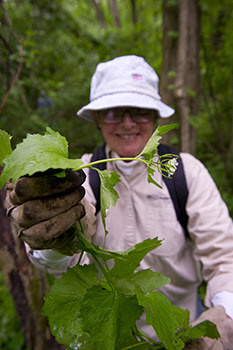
{"left": 77, "top": 92, "right": 174, "bottom": 121}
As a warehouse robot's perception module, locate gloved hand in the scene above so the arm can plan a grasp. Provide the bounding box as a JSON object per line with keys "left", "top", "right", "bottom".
{"left": 184, "top": 306, "right": 233, "bottom": 350}
{"left": 5, "top": 170, "right": 96, "bottom": 256}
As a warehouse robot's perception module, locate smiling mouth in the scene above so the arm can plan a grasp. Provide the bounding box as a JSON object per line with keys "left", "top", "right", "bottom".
{"left": 117, "top": 134, "right": 139, "bottom": 140}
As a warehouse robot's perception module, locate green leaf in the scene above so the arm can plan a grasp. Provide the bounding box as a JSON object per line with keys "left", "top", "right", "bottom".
{"left": 76, "top": 229, "right": 126, "bottom": 262}
{"left": 137, "top": 124, "right": 176, "bottom": 161}
{"left": 80, "top": 285, "right": 143, "bottom": 350}
{"left": 146, "top": 163, "right": 162, "bottom": 188}
{"left": 76, "top": 231, "right": 163, "bottom": 273}
{"left": 110, "top": 237, "right": 162, "bottom": 278}
{"left": 0, "top": 130, "right": 12, "bottom": 166}
{"left": 186, "top": 320, "right": 220, "bottom": 340}
{"left": 136, "top": 288, "right": 189, "bottom": 350}
{"left": 95, "top": 168, "right": 121, "bottom": 236}
{"left": 113, "top": 269, "right": 170, "bottom": 296}
{"left": 137, "top": 124, "right": 177, "bottom": 188}
{"left": 0, "top": 127, "right": 84, "bottom": 189}
{"left": 76, "top": 343, "right": 96, "bottom": 350}
{"left": 176, "top": 319, "right": 220, "bottom": 347}
{"left": 42, "top": 264, "right": 98, "bottom": 345}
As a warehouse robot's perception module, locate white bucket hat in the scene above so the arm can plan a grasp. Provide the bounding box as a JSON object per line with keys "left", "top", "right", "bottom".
{"left": 77, "top": 55, "right": 174, "bottom": 121}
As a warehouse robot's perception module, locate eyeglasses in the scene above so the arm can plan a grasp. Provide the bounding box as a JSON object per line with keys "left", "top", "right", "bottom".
{"left": 97, "top": 108, "right": 156, "bottom": 124}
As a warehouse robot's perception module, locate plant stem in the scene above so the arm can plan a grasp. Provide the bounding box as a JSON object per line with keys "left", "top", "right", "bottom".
{"left": 92, "top": 254, "right": 117, "bottom": 293}
{"left": 75, "top": 222, "right": 118, "bottom": 293}
{"left": 120, "top": 342, "right": 149, "bottom": 349}
{"left": 75, "top": 155, "right": 177, "bottom": 181}
{"left": 76, "top": 221, "right": 85, "bottom": 265}
{"left": 77, "top": 250, "right": 84, "bottom": 265}
{"left": 75, "top": 156, "right": 148, "bottom": 171}
{"left": 133, "top": 327, "right": 161, "bottom": 347}
{"left": 120, "top": 341, "right": 161, "bottom": 350}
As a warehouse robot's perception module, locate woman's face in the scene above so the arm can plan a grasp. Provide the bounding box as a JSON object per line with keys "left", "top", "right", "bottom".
{"left": 95, "top": 108, "right": 156, "bottom": 158}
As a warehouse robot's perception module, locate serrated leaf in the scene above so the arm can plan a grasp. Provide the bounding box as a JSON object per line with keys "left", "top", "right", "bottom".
{"left": 0, "top": 127, "right": 84, "bottom": 189}
{"left": 76, "top": 230, "right": 163, "bottom": 271}
{"left": 80, "top": 285, "right": 143, "bottom": 350}
{"left": 136, "top": 288, "right": 189, "bottom": 350}
{"left": 95, "top": 168, "right": 120, "bottom": 236}
{"left": 110, "top": 237, "right": 162, "bottom": 278}
{"left": 42, "top": 264, "right": 98, "bottom": 345}
{"left": 176, "top": 318, "right": 220, "bottom": 347}
{"left": 137, "top": 124, "right": 176, "bottom": 189}
{"left": 187, "top": 320, "right": 220, "bottom": 340}
{"left": 0, "top": 130, "right": 12, "bottom": 166}
{"left": 75, "top": 226, "right": 128, "bottom": 262}
{"left": 137, "top": 124, "right": 176, "bottom": 161}
{"left": 146, "top": 163, "right": 162, "bottom": 188}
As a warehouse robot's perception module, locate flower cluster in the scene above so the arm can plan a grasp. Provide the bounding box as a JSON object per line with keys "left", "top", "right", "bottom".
{"left": 166, "top": 158, "right": 179, "bottom": 177}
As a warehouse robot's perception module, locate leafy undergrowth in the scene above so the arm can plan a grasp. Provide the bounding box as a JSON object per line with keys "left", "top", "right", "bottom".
{"left": 0, "top": 127, "right": 220, "bottom": 349}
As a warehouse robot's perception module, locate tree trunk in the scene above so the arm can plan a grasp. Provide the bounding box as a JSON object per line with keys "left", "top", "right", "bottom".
{"left": 160, "top": 0, "right": 200, "bottom": 154}
{"left": 160, "top": 0, "right": 179, "bottom": 145}
{"left": 92, "top": 0, "right": 107, "bottom": 29}
{"left": 174, "top": 0, "right": 190, "bottom": 152}
{"left": 131, "top": 0, "right": 137, "bottom": 24}
{"left": 0, "top": 172, "right": 65, "bottom": 350}
{"left": 110, "top": 0, "right": 121, "bottom": 28}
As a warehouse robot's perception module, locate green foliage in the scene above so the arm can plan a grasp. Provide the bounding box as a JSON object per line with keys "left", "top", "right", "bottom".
{"left": 138, "top": 124, "right": 177, "bottom": 186}
{"left": 0, "top": 127, "right": 83, "bottom": 188}
{"left": 0, "top": 126, "right": 220, "bottom": 348}
{"left": 42, "top": 229, "right": 219, "bottom": 349}
{"left": 0, "top": 130, "right": 12, "bottom": 166}
{"left": 197, "top": 0, "right": 233, "bottom": 216}
{"left": 0, "top": 273, "right": 26, "bottom": 350}
{"left": 95, "top": 168, "right": 120, "bottom": 236}
{"left": 1, "top": 0, "right": 163, "bottom": 152}
{"left": 0, "top": 125, "right": 178, "bottom": 241}
{"left": 136, "top": 289, "right": 190, "bottom": 349}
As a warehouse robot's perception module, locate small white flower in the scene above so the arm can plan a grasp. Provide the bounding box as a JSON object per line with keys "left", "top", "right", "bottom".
{"left": 166, "top": 158, "right": 178, "bottom": 177}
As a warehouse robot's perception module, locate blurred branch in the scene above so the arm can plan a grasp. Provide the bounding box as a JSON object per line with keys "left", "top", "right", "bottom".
{"left": 112, "top": 0, "right": 120, "bottom": 28}
{"left": 0, "top": 32, "right": 12, "bottom": 89}
{"left": 131, "top": 0, "right": 137, "bottom": 24}
{"left": 92, "top": 0, "right": 107, "bottom": 29}
{"left": 0, "top": 32, "right": 12, "bottom": 53}
{"left": 0, "top": 2, "right": 23, "bottom": 114}
{"left": 109, "top": 0, "right": 121, "bottom": 28}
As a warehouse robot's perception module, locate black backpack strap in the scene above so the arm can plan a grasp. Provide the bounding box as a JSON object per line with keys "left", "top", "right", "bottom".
{"left": 89, "top": 143, "right": 189, "bottom": 236}
{"left": 158, "top": 143, "right": 189, "bottom": 236}
{"left": 89, "top": 144, "right": 107, "bottom": 214}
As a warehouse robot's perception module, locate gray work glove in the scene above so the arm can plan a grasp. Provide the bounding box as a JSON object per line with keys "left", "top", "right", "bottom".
{"left": 184, "top": 306, "right": 233, "bottom": 350}
{"left": 5, "top": 170, "right": 96, "bottom": 256}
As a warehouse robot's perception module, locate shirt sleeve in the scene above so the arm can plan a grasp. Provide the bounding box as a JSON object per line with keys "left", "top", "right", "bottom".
{"left": 212, "top": 291, "right": 233, "bottom": 319}
{"left": 181, "top": 153, "right": 233, "bottom": 308}
{"left": 25, "top": 244, "right": 74, "bottom": 277}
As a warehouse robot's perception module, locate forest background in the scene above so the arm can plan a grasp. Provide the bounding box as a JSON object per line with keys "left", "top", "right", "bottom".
{"left": 0, "top": 0, "right": 233, "bottom": 349}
